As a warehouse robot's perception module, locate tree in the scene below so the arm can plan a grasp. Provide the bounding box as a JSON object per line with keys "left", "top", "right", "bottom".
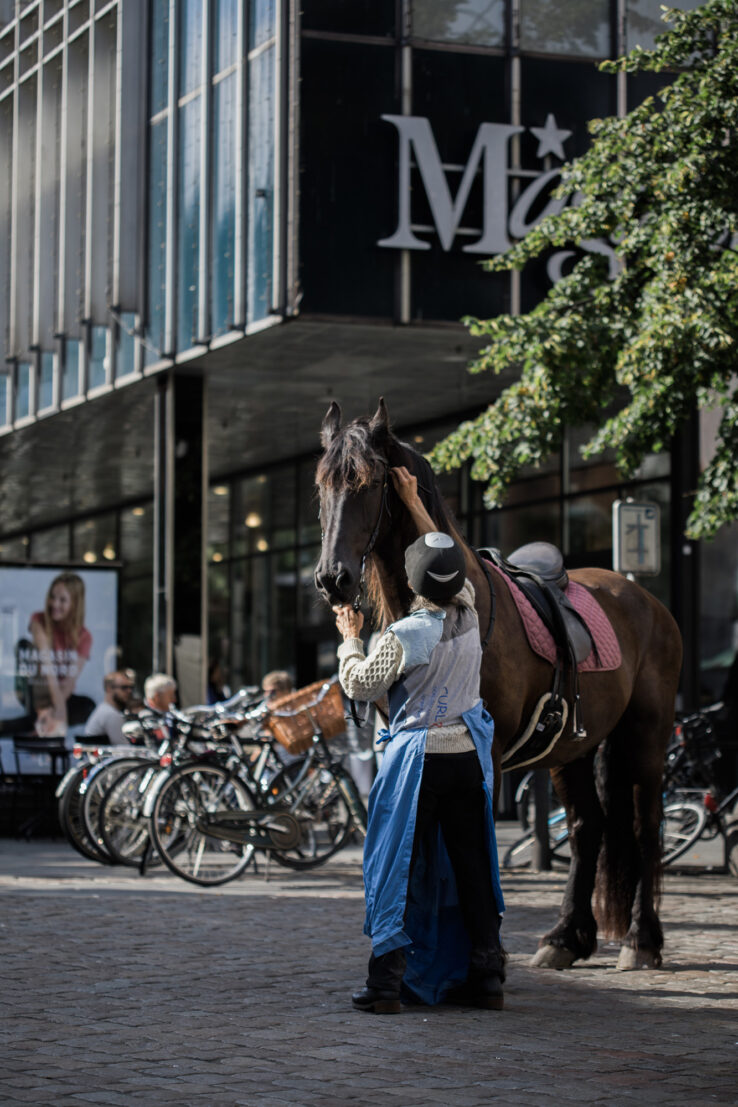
{"left": 429, "top": 0, "right": 738, "bottom": 540}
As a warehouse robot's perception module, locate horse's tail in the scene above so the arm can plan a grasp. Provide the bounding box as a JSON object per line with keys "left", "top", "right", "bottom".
{"left": 593, "top": 735, "right": 661, "bottom": 939}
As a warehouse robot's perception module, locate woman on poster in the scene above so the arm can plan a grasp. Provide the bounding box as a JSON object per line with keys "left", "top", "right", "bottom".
{"left": 28, "top": 572, "right": 93, "bottom": 734}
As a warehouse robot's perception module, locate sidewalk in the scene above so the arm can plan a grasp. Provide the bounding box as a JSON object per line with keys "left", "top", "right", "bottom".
{"left": 0, "top": 827, "right": 736, "bottom": 1106}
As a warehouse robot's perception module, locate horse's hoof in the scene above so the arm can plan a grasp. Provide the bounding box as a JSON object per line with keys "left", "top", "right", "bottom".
{"left": 616, "top": 946, "right": 661, "bottom": 971}
{"left": 530, "top": 944, "right": 576, "bottom": 970}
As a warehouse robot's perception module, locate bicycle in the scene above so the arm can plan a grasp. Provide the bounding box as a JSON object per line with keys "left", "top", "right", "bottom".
{"left": 501, "top": 770, "right": 570, "bottom": 870}
{"left": 147, "top": 680, "right": 368, "bottom": 886}
{"left": 659, "top": 703, "right": 738, "bottom": 873}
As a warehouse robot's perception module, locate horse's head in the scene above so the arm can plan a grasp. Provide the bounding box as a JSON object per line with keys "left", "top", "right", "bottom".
{"left": 314, "top": 398, "right": 394, "bottom": 606}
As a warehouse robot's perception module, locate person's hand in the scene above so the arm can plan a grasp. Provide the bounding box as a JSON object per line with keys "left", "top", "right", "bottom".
{"left": 391, "top": 466, "right": 420, "bottom": 509}
{"left": 333, "top": 604, "right": 364, "bottom": 639}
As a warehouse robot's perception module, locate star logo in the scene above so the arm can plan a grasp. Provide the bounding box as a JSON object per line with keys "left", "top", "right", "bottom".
{"left": 529, "top": 113, "right": 572, "bottom": 160}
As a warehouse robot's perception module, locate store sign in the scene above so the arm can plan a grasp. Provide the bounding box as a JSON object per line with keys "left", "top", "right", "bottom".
{"left": 612, "top": 500, "right": 661, "bottom": 577}
{"left": 0, "top": 566, "right": 118, "bottom": 746}
{"left": 378, "top": 113, "right": 617, "bottom": 282}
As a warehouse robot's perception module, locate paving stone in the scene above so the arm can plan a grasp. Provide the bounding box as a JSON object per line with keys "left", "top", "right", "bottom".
{"left": 1, "top": 836, "right": 736, "bottom": 1105}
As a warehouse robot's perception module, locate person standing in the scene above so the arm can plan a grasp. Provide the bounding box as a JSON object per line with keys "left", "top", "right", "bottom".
{"left": 334, "top": 466, "right": 505, "bottom": 1013}
{"left": 83, "top": 670, "right": 136, "bottom": 744}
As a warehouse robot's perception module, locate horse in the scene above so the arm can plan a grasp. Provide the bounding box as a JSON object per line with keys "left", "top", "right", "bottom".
{"left": 314, "top": 398, "right": 683, "bottom": 971}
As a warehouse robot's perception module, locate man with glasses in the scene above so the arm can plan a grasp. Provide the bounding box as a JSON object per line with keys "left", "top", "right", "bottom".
{"left": 84, "top": 670, "right": 136, "bottom": 744}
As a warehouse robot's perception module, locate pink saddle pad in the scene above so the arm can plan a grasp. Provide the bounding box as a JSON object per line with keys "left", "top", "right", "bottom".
{"left": 488, "top": 564, "right": 621, "bottom": 672}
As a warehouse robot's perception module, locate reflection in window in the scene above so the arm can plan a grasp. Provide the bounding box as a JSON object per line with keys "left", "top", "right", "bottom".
{"left": 211, "top": 72, "right": 237, "bottom": 336}
{"left": 0, "top": 375, "right": 8, "bottom": 426}
{"left": 15, "top": 362, "right": 31, "bottom": 419}
{"left": 413, "top": 0, "right": 505, "bottom": 47}
{"left": 88, "top": 325, "right": 107, "bottom": 389}
{"left": 520, "top": 0, "right": 611, "bottom": 57}
{"left": 115, "top": 312, "right": 136, "bottom": 377}
{"left": 214, "top": 0, "right": 239, "bottom": 72}
{"left": 250, "top": 0, "right": 275, "bottom": 50}
{"left": 31, "top": 525, "right": 70, "bottom": 562}
{"left": 150, "top": 0, "right": 170, "bottom": 116}
{"left": 177, "top": 96, "right": 201, "bottom": 352}
{"left": 626, "top": 0, "right": 701, "bottom": 51}
{"left": 39, "top": 352, "right": 54, "bottom": 410}
{"left": 147, "top": 120, "right": 168, "bottom": 358}
{"left": 120, "top": 504, "right": 153, "bottom": 580}
{"left": 72, "top": 513, "right": 118, "bottom": 564}
{"left": 248, "top": 43, "right": 274, "bottom": 324}
{"left": 62, "top": 339, "right": 80, "bottom": 400}
{"left": 179, "top": 0, "right": 203, "bottom": 97}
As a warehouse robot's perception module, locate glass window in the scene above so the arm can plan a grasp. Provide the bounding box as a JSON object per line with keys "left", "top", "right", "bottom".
{"left": 179, "top": 0, "right": 203, "bottom": 97}
{"left": 301, "top": 0, "right": 395, "bottom": 37}
{"left": 520, "top": 0, "right": 611, "bottom": 57}
{"left": 626, "top": 0, "right": 702, "bottom": 52}
{"left": 15, "top": 362, "right": 31, "bottom": 419}
{"left": 39, "top": 352, "right": 54, "bottom": 410}
{"left": 115, "top": 312, "right": 136, "bottom": 377}
{"left": 211, "top": 72, "right": 237, "bottom": 337}
{"left": 0, "top": 374, "right": 8, "bottom": 426}
{"left": 481, "top": 501, "right": 561, "bottom": 553}
{"left": 250, "top": 0, "right": 275, "bottom": 48}
{"left": 150, "top": 0, "right": 170, "bottom": 116}
{"left": 118, "top": 575, "right": 153, "bottom": 687}
{"left": 247, "top": 44, "right": 274, "bottom": 324}
{"left": 413, "top": 0, "right": 505, "bottom": 47}
{"left": 62, "top": 339, "right": 80, "bottom": 400}
{"left": 120, "top": 504, "right": 153, "bottom": 580}
{"left": 208, "top": 558, "right": 231, "bottom": 687}
{"left": 177, "top": 96, "right": 201, "bottom": 352}
{"left": 30, "top": 525, "right": 70, "bottom": 562}
{"left": 88, "top": 325, "right": 107, "bottom": 389}
{"left": 72, "top": 514, "right": 118, "bottom": 565}
{"left": 299, "top": 38, "right": 397, "bottom": 318}
{"left": 147, "top": 119, "right": 167, "bottom": 357}
{"left": 233, "top": 473, "right": 270, "bottom": 558}
{"left": 213, "top": 0, "right": 239, "bottom": 73}
{"left": 0, "top": 535, "right": 30, "bottom": 562}
{"left": 299, "top": 457, "right": 321, "bottom": 546}
{"left": 207, "top": 483, "right": 230, "bottom": 564}
{"left": 700, "top": 519, "right": 738, "bottom": 705}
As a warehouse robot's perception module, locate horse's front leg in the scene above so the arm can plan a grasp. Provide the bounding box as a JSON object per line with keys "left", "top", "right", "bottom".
{"left": 531, "top": 751, "right": 603, "bottom": 969}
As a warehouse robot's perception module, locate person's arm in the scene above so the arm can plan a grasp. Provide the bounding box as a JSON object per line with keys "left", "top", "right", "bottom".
{"left": 30, "top": 617, "right": 67, "bottom": 720}
{"left": 334, "top": 606, "right": 404, "bottom": 701}
{"left": 390, "top": 466, "right": 436, "bottom": 535}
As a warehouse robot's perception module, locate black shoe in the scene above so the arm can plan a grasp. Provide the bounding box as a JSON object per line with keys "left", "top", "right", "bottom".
{"left": 473, "top": 975, "right": 504, "bottom": 1010}
{"left": 444, "top": 975, "right": 504, "bottom": 1011}
{"left": 352, "top": 986, "right": 402, "bottom": 1014}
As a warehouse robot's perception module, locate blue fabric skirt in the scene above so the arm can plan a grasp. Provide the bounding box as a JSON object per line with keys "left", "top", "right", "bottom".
{"left": 362, "top": 701, "right": 504, "bottom": 1005}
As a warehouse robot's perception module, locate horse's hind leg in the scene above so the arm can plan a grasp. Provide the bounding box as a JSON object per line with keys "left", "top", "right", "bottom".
{"left": 597, "top": 709, "right": 668, "bottom": 971}
{"left": 531, "top": 749, "right": 603, "bottom": 969}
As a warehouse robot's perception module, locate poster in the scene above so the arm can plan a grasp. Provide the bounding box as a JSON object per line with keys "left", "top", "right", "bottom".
{"left": 0, "top": 566, "right": 118, "bottom": 745}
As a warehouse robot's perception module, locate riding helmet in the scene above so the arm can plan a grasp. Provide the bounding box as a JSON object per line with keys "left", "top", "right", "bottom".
{"left": 405, "top": 532, "right": 466, "bottom": 603}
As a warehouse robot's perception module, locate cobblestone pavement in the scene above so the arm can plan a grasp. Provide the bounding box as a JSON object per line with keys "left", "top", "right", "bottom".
{"left": 1, "top": 830, "right": 736, "bottom": 1107}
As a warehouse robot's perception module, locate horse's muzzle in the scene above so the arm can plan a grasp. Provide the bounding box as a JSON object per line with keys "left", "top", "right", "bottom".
{"left": 314, "top": 562, "right": 358, "bottom": 605}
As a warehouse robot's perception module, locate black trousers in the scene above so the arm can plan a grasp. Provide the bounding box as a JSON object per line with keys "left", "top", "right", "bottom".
{"left": 367, "top": 750, "right": 504, "bottom": 992}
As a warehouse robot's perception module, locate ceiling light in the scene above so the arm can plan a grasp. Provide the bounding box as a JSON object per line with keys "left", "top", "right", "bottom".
{"left": 413, "top": 435, "right": 425, "bottom": 444}
{"left": 245, "top": 512, "right": 262, "bottom": 528}
{"left": 213, "top": 485, "right": 228, "bottom": 496}
{"left": 132, "top": 507, "right": 145, "bottom": 517}
{"left": 83, "top": 551, "right": 97, "bottom": 563}
{"left": 102, "top": 544, "right": 116, "bottom": 560}
{"left": 212, "top": 552, "right": 223, "bottom": 563}
{"left": 256, "top": 538, "right": 269, "bottom": 552}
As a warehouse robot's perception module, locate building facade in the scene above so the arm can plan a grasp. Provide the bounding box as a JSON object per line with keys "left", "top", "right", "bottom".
{"left": 0, "top": 1, "right": 735, "bottom": 755}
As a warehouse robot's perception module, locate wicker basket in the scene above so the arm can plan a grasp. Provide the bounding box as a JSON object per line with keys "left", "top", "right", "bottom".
{"left": 266, "top": 679, "right": 346, "bottom": 754}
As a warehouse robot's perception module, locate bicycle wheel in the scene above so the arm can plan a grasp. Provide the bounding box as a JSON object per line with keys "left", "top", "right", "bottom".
{"left": 271, "top": 765, "right": 354, "bottom": 870}
{"left": 81, "top": 757, "right": 149, "bottom": 863}
{"left": 726, "top": 817, "right": 738, "bottom": 879}
{"left": 662, "top": 800, "right": 707, "bottom": 865}
{"left": 502, "top": 806, "right": 570, "bottom": 870}
{"left": 150, "top": 762, "right": 255, "bottom": 886}
{"left": 99, "top": 762, "right": 163, "bottom": 867}
{"left": 58, "top": 765, "right": 111, "bottom": 865}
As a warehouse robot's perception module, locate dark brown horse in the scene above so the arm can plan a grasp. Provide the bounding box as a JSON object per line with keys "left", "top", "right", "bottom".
{"left": 314, "top": 399, "right": 683, "bottom": 970}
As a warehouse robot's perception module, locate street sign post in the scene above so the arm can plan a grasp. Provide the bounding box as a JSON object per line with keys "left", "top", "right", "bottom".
{"left": 612, "top": 500, "right": 661, "bottom": 577}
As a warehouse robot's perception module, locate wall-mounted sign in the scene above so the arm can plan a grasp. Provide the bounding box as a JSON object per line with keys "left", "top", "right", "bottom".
{"left": 378, "top": 113, "right": 617, "bottom": 285}
{"left": 612, "top": 501, "right": 661, "bottom": 577}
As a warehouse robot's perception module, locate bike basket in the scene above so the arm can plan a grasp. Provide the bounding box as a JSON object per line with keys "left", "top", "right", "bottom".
{"left": 265, "top": 680, "right": 346, "bottom": 754}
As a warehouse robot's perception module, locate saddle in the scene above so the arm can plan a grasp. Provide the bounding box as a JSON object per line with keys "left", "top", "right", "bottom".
{"left": 478, "top": 541, "right": 595, "bottom": 770}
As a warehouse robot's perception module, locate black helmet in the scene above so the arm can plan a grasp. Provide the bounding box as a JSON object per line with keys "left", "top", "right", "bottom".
{"left": 404, "top": 532, "right": 466, "bottom": 603}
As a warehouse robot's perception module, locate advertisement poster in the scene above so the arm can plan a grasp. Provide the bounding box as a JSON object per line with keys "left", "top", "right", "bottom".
{"left": 0, "top": 566, "right": 118, "bottom": 749}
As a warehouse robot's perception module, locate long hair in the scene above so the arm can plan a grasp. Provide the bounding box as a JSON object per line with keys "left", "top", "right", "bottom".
{"left": 43, "top": 572, "right": 86, "bottom": 649}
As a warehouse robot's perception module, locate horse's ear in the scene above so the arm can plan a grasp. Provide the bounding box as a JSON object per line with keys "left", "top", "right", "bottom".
{"left": 368, "top": 397, "right": 390, "bottom": 443}
{"left": 321, "top": 402, "right": 342, "bottom": 448}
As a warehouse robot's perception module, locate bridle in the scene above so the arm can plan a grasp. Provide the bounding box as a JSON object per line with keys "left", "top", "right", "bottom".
{"left": 352, "top": 462, "right": 391, "bottom": 611}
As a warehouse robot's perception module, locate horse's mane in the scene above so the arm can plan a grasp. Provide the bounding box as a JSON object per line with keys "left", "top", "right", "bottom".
{"left": 315, "top": 417, "right": 384, "bottom": 492}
